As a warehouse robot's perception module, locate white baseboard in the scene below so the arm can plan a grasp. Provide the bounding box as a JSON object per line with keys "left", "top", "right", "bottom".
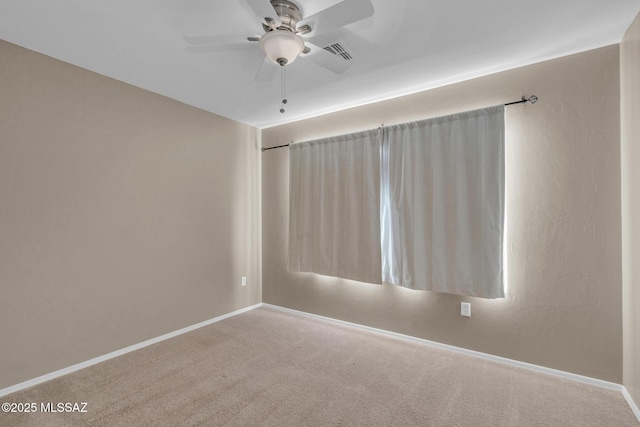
{"left": 261, "top": 303, "right": 623, "bottom": 392}
{"left": 622, "top": 386, "right": 640, "bottom": 423}
{"left": 0, "top": 303, "right": 262, "bottom": 398}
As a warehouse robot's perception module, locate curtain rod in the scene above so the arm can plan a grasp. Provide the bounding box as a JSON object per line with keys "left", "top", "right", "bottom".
{"left": 262, "top": 143, "right": 292, "bottom": 152}
{"left": 261, "top": 95, "right": 538, "bottom": 152}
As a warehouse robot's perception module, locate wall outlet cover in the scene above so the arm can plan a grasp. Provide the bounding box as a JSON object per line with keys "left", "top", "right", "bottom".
{"left": 461, "top": 302, "right": 471, "bottom": 317}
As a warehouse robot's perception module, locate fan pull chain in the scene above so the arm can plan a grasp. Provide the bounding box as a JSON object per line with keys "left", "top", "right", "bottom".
{"left": 280, "top": 65, "right": 287, "bottom": 114}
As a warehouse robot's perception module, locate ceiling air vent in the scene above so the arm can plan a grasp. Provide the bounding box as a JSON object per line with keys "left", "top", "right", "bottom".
{"left": 323, "top": 42, "right": 353, "bottom": 61}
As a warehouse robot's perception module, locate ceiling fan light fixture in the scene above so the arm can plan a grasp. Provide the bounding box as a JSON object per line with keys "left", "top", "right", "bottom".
{"left": 260, "top": 30, "right": 304, "bottom": 66}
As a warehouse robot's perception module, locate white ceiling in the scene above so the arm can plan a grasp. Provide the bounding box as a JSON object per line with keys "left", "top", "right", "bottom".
{"left": 1, "top": 1, "right": 639, "bottom": 129}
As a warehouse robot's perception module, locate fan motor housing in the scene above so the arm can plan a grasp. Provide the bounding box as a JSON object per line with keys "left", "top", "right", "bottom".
{"left": 264, "top": 0, "right": 302, "bottom": 33}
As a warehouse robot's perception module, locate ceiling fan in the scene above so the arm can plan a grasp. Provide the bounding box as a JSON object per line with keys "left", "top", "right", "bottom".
{"left": 184, "top": 0, "right": 375, "bottom": 82}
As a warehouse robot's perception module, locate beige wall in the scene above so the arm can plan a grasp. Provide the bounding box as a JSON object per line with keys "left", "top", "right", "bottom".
{"left": 621, "top": 11, "right": 640, "bottom": 407}
{"left": 262, "top": 45, "right": 622, "bottom": 382}
{"left": 0, "top": 40, "right": 261, "bottom": 389}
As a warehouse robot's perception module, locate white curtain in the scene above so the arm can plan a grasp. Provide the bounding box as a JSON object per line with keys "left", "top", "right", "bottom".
{"left": 381, "top": 105, "right": 505, "bottom": 298}
{"left": 289, "top": 129, "right": 382, "bottom": 284}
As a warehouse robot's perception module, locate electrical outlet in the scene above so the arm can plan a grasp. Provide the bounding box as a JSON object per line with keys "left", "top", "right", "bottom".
{"left": 241, "top": 276, "right": 246, "bottom": 287}
{"left": 461, "top": 302, "right": 471, "bottom": 317}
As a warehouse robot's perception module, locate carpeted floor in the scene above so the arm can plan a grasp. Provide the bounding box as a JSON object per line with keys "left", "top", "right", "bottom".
{"left": 1, "top": 306, "right": 637, "bottom": 426}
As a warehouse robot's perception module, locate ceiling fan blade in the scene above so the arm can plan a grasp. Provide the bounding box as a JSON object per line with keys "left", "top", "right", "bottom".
{"left": 303, "top": 43, "right": 351, "bottom": 74}
{"left": 183, "top": 34, "right": 260, "bottom": 54}
{"left": 255, "top": 54, "right": 277, "bottom": 82}
{"left": 184, "top": 35, "right": 243, "bottom": 45}
{"left": 241, "top": 0, "right": 281, "bottom": 27}
{"left": 186, "top": 43, "right": 259, "bottom": 53}
{"left": 299, "top": 0, "right": 374, "bottom": 36}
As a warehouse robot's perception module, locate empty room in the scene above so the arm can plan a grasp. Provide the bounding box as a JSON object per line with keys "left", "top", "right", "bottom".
{"left": 1, "top": 0, "right": 640, "bottom": 425}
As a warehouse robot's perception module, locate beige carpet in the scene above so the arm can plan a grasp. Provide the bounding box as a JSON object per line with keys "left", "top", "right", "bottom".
{"left": 1, "top": 306, "right": 637, "bottom": 426}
